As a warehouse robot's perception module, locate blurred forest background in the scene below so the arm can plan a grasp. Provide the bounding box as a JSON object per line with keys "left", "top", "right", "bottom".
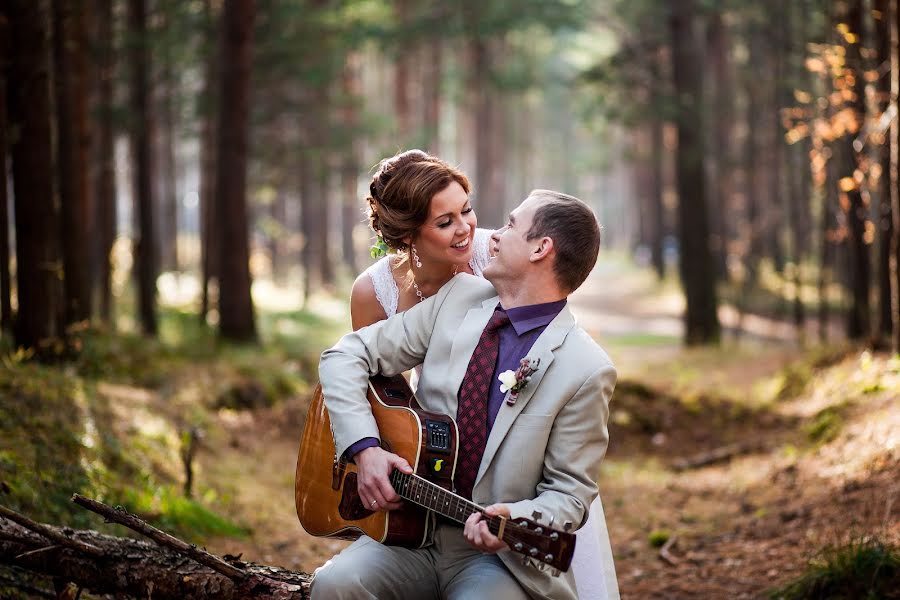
{"left": 1, "top": 0, "right": 898, "bottom": 598}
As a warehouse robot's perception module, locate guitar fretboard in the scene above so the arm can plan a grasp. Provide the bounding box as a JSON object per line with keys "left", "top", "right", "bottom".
{"left": 389, "top": 469, "right": 482, "bottom": 525}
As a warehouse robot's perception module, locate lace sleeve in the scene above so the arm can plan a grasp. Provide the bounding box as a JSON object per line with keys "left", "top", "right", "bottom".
{"left": 469, "top": 228, "right": 494, "bottom": 278}
{"left": 364, "top": 256, "right": 399, "bottom": 318}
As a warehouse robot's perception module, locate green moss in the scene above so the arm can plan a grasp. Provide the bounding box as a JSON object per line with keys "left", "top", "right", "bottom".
{"left": 805, "top": 406, "right": 845, "bottom": 444}
{"left": 648, "top": 529, "right": 671, "bottom": 548}
{"left": 770, "top": 536, "right": 900, "bottom": 600}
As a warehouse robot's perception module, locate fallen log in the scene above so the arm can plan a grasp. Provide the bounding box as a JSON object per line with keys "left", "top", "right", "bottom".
{"left": 672, "top": 442, "right": 762, "bottom": 471}
{"left": 0, "top": 498, "right": 311, "bottom": 599}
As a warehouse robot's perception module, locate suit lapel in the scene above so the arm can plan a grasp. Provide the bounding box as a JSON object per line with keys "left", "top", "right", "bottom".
{"left": 445, "top": 296, "right": 500, "bottom": 417}
{"left": 476, "top": 306, "right": 576, "bottom": 486}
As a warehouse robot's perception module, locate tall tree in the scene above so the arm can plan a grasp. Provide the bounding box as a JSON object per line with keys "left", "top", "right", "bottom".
{"left": 842, "top": 0, "right": 872, "bottom": 340}
{"left": 215, "top": 0, "right": 256, "bottom": 340}
{"left": 8, "top": 0, "right": 63, "bottom": 352}
{"left": 890, "top": 0, "right": 900, "bottom": 352}
{"left": 93, "top": 0, "right": 117, "bottom": 324}
{"left": 53, "top": 0, "right": 93, "bottom": 326}
{"left": 669, "top": 0, "right": 720, "bottom": 345}
{"left": 0, "top": 12, "right": 13, "bottom": 334}
{"left": 129, "top": 0, "right": 157, "bottom": 335}
{"left": 199, "top": 0, "right": 219, "bottom": 324}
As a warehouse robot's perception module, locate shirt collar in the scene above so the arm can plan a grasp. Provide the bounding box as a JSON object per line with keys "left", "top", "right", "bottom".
{"left": 499, "top": 299, "right": 567, "bottom": 336}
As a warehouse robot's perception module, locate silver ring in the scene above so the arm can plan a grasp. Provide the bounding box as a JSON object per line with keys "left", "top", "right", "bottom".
{"left": 371, "top": 500, "right": 378, "bottom": 507}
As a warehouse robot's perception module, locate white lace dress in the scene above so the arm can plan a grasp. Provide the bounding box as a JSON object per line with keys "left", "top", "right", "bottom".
{"left": 364, "top": 227, "right": 619, "bottom": 599}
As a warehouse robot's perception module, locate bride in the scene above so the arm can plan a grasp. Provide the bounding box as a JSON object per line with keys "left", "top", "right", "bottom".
{"left": 349, "top": 149, "right": 619, "bottom": 599}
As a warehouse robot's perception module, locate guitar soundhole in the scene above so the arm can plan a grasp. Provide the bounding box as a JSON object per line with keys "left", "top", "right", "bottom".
{"left": 339, "top": 472, "right": 375, "bottom": 520}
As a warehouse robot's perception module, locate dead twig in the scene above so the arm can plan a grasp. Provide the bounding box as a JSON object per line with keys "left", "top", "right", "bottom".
{"left": 672, "top": 442, "right": 761, "bottom": 471}
{"left": 0, "top": 506, "right": 103, "bottom": 557}
{"left": 70, "top": 493, "right": 246, "bottom": 580}
{"left": 659, "top": 534, "right": 680, "bottom": 566}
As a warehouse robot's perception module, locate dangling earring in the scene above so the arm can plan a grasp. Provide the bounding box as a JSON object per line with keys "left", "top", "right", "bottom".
{"left": 411, "top": 243, "right": 422, "bottom": 269}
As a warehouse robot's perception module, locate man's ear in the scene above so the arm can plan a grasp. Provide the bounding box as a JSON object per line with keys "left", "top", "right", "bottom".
{"left": 529, "top": 237, "right": 554, "bottom": 262}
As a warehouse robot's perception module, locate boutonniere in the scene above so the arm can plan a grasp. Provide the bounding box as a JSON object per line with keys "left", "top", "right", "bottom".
{"left": 498, "top": 358, "right": 541, "bottom": 406}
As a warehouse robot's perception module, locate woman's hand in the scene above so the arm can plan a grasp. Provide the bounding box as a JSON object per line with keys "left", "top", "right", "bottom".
{"left": 463, "top": 504, "right": 510, "bottom": 553}
{"left": 354, "top": 446, "right": 412, "bottom": 511}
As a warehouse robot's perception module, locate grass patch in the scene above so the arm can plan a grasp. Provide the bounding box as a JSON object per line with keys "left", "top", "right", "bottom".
{"left": 805, "top": 405, "right": 846, "bottom": 444}
{"left": 648, "top": 529, "right": 671, "bottom": 548}
{"left": 770, "top": 536, "right": 900, "bottom": 600}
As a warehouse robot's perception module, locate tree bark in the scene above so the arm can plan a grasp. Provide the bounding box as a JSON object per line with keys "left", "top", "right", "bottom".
{"left": 340, "top": 56, "right": 361, "bottom": 275}
{"left": 669, "top": 0, "right": 720, "bottom": 345}
{"left": 199, "top": 0, "right": 219, "bottom": 324}
{"left": 706, "top": 10, "right": 731, "bottom": 282}
{"left": 157, "top": 33, "right": 179, "bottom": 274}
{"left": 129, "top": 0, "right": 158, "bottom": 335}
{"left": 891, "top": 0, "right": 900, "bottom": 352}
{"left": 215, "top": 0, "right": 256, "bottom": 341}
{"left": 843, "top": 0, "right": 872, "bottom": 340}
{"left": 93, "top": 0, "right": 117, "bottom": 325}
{"left": 53, "top": 0, "right": 93, "bottom": 327}
{"left": 8, "top": 0, "right": 64, "bottom": 353}
{"left": 874, "top": 0, "right": 894, "bottom": 345}
{"left": 422, "top": 37, "right": 443, "bottom": 152}
{"left": 0, "top": 520, "right": 310, "bottom": 599}
{"left": 0, "top": 12, "right": 13, "bottom": 334}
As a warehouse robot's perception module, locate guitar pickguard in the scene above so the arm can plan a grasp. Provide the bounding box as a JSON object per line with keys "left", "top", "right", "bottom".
{"left": 338, "top": 472, "right": 375, "bottom": 521}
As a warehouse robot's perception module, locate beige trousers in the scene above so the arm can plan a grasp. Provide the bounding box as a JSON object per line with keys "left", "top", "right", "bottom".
{"left": 310, "top": 524, "right": 531, "bottom": 600}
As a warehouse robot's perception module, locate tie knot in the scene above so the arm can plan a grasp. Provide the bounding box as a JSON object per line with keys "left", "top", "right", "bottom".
{"left": 485, "top": 310, "right": 510, "bottom": 333}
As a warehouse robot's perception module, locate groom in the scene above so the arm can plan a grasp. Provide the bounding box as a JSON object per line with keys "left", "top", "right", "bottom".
{"left": 312, "top": 190, "right": 617, "bottom": 600}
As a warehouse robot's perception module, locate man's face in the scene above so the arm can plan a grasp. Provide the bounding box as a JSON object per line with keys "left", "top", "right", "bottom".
{"left": 483, "top": 195, "right": 544, "bottom": 283}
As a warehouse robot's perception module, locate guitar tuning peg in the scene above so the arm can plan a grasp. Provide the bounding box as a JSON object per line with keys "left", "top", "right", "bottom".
{"left": 532, "top": 509, "right": 542, "bottom": 521}
{"left": 563, "top": 520, "right": 573, "bottom": 532}
{"left": 547, "top": 515, "right": 554, "bottom": 527}
{"left": 551, "top": 568, "right": 561, "bottom": 577}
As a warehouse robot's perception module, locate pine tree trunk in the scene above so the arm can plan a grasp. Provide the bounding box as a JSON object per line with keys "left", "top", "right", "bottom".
{"left": 874, "top": 0, "right": 894, "bottom": 345}
{"left": 199, "top": 0, "right": 219, "bottom": 324}
{"left": 157, "top": 42, "right": 179, "bottom": 274}
{"left": 422, "top": 37, "right": 443, "bottom": 152}
{"left": 53, "top": 0, "right": 93, "bottom": 326}
{"left": 706, "top": 10, "right": 730, "bottom": 282}
{"left": 215, "top": 0, "right": 256, "bottom": 341}
{"left": 93, "top": 0, "right": 117, "bottom": 325}
{"left": 669, "top": 0, "right": 720, "bottom": 345}
{"left": 0, "top": 12, "right": 13, "bottom": 334}
{"left": 890, "top": 0, "right": 900, "bottom": 352}
{"left": 8, "top": 0, "right": 63, "bottom": 352}
{"left": 844, "top": 0, "right": 872, "bottom": 340}
{"left": 340, "top": 57, "right": 361, "bottom": 275}
{"left": 394, "top": 0, "right": 412, "bottom": 144}
{"left": 129, "top": 0, "right": 157, "bottom": 335}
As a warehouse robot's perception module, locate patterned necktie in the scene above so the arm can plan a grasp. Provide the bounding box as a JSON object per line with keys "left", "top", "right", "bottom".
{"left": 455, "top": 308, "right": 510, "bottom": 500}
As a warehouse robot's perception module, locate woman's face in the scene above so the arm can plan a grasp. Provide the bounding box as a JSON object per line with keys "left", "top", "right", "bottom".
{"left": 410, "top": 180, "right": 477, "bottom": 269}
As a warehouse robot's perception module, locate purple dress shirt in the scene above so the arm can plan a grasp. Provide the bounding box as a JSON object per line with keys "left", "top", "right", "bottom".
{"left": 346, "top": 298, "right": 567, "bottom": 459}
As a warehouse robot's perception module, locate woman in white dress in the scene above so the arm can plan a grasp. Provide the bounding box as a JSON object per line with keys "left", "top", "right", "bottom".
{"left": 350, "top": 149, "right": 618, "bottom": 599}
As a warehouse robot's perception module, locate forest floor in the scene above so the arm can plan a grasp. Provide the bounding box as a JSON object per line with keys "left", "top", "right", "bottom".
{"left": 2, "top": 261, "right": 898, "bottom": 599}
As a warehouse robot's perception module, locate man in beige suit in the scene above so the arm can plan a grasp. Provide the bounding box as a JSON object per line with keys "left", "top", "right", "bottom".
{"left": 312, "top": 190, "right": 617, "bottom": 600}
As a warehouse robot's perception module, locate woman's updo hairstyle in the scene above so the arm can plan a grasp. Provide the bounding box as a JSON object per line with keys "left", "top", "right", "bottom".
{"left": 367, "top": 149, "right": 471, "bottom": 253}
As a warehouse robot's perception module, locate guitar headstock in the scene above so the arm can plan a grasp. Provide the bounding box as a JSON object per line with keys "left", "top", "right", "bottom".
{"left": 499, "top": 511, "right": 577, "bottom": 575}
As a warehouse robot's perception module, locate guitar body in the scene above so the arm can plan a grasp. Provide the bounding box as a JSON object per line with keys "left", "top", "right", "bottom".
{"left": 295, "top": 374, "right": 458, "bottom": 547}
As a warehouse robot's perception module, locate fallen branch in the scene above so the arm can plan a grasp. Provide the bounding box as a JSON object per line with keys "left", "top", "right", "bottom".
{"left": 659, "top": 534, "right": 680, "bottom": 566}
{"left": 72, "top": 493, "right": 245, "bottom": 580}
{"left": 0, "top": 505, "right": 103, "bottom": 556}
{"left": 672, "top": 442, "right": 761, "bottom": 471}
{"left": 0, "top": 498, "right": 311, "bottom": 599}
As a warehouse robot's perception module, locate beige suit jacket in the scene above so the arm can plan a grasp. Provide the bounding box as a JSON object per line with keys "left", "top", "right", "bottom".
{"left": 319, "top": 274, "right": 617, "bottom": 600}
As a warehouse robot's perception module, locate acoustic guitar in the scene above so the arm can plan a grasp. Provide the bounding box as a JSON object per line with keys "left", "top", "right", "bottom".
{"left": 294, "top": 374, "right": 576, "bottom": 574}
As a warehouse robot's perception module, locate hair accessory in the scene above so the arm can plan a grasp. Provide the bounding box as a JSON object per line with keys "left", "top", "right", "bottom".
{"left": 370, "top": 235, "right": 389, "bottom": 259}
{"left": 411, "top": 244, "right": 423, "bottom": 269}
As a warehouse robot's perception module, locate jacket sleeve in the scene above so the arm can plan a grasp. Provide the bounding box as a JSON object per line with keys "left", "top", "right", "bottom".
{"left": 318, "top": 276, "right": 461, "bottom": 459}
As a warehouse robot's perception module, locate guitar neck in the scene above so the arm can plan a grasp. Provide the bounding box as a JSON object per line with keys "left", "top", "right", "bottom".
{"left": 389, "top": 469, "right": 520, "bottom": 545}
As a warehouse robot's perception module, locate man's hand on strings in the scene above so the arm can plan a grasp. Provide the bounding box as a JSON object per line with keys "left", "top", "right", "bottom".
{"left": 464, "top": 504, "right": 510, "bottom": 553}
{"left": 354, "top": 446, "right": 412, "bottom": 512}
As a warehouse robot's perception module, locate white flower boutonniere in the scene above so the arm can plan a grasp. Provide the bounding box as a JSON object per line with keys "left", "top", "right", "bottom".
{"left": 498, "top": 357, "right": 541, "bottom": 406}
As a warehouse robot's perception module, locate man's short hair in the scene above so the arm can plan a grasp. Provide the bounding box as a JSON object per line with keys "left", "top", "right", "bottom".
{"left": 525, "top": 189, "right": 601, "bottom": 293}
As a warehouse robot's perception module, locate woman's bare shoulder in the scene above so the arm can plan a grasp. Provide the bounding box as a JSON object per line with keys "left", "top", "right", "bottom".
{"left": 350, "top": 270, "right": 388, "bottom": 330}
